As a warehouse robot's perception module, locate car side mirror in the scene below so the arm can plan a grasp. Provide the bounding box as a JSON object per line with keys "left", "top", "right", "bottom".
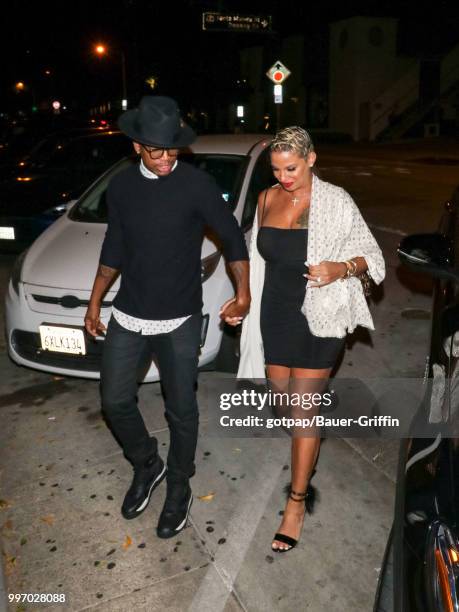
{"left": 398, "top": 233, "right": 459, "bottom": 282}
{"left": 43, "top": 200, "right": 77, "bottom": 217}
{"left": 57, "top": 199, "right": 77, "bottom": 213}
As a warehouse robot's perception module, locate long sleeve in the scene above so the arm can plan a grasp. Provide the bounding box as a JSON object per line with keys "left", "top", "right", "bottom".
{"left": 339, "top": 191, "right": 385, "bottom": 285}
{"left": 199, "top": 176, "right": 249, "bottom": 262}
{"left": 99, "top": 182, "right": 124, "bottom": 269}
{"left": 302, "top": 175, "right": 385, "bottom": 337}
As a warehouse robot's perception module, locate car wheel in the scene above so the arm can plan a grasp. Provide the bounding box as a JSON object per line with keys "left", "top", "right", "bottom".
{"left": 374, "top": 527, "right": 394, "bottom": 612}
{"left": 214, "top": 324, "right": 240, "bottom": 373}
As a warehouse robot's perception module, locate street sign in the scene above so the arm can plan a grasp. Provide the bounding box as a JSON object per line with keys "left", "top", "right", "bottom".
{"left": 202, "top": 12, "right": 272, "bottom": 33}
{"left": 274, "top": 84, "right": 283, "bottom": 104}
{"left": 266, "top": 61, "right": 291, "bottom": 84}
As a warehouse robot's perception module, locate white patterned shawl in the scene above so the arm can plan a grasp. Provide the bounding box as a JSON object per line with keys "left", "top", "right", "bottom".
{"left": 237, "top": 174, "right": 385, "bottom": 379}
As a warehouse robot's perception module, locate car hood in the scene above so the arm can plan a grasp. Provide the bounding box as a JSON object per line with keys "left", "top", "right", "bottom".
{"left": 22, "top": 215, "right": 220, "bottom": 290}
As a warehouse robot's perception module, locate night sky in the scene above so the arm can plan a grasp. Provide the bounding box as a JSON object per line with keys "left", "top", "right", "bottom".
{"left": 2, "top": 0, "right": 459, "bottom": 115}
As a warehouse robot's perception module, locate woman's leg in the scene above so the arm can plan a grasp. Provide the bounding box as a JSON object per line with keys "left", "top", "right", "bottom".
{"left": 266, "top": 364, "right": 290, "bottom": 419}
{"left": 271, "top": 366, "right": 332, "bottom": 551}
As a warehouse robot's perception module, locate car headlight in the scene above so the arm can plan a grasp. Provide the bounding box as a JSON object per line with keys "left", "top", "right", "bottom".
{"left": 11, "top": 250, "right": 28, "bottom": 296}
{"left": 201, "top": 251, "right": 221, "bottom": 283}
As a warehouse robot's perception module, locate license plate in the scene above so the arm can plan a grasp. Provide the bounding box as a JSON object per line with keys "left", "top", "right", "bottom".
{"left": 39, "top": 325, "right": 86, "bottom": 355}
{"left": 0, "top": 227, "right": 15, "bottom": 240}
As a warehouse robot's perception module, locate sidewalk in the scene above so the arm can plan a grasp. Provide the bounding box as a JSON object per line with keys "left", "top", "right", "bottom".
{"left": 0, "top": 230, "right": 432, "bottom": 611}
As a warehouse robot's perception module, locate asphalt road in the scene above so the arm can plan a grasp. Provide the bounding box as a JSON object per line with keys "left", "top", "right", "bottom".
{"left": 318, "top": 139, "right": 459, "bottom": 235}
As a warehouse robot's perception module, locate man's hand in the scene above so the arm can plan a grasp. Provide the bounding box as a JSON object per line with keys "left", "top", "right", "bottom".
{"left": 222, "top": 260, "right": 250, "bottom": 326}
{"left": 219, "top": 296, "right": 250, "bottom": 326}
{"left": 84, "top": 303, "right": 107, "bottom": 337}
{"left": 84, "top": 264, "right": 118, "bottom": 336}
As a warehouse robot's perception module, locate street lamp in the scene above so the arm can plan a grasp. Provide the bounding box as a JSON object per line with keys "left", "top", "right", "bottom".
{"left": 14, "top": 81, "right": 37, "bottom": 109}
{"left": 94, "top": 43, "right": 127, "bottom": 109}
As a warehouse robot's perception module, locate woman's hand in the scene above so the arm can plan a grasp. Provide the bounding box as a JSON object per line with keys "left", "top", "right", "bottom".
{"left": 219, "top": 296, "right": 250, "bottom": 326}
{"left": 304, "top": 261, "right": 347, "bottom": 287}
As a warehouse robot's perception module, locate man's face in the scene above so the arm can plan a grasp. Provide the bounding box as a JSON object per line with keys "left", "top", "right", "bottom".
{"left": 133, "top": 142, "right": 179, "bottom": 176}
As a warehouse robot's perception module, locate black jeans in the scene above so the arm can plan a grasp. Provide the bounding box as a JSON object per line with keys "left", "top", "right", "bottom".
{"left": 100, "top": 313, "right": 202, "bottom": 483}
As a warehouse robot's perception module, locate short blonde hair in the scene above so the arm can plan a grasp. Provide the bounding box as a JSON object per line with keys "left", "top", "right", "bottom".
{"left": 270, "top": 126, "right": 314, "bottom": 158}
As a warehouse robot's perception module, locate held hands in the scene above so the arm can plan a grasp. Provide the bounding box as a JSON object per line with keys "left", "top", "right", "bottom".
{"left": 304, "top": 261, "right": 347, "bottom": 287}
{"left": 84, "top": 303, "right": 107, "bottom": 337}
{"left": 219, "top": 296, "right": 250, "bottom": 326}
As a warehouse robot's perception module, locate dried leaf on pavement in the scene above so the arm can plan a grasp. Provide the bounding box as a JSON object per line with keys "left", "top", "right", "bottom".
{"left": 122, "top": 536, "right": 132, "bottom": 550}
{"left": 198, "top": 493, "right": 215, "bottom": 502}
{"left": 40, "top": 514, "right": 55, "bottom": 525}
{"left": 0, "top": 499, "right": 11, "bottom": 510}
{"left": 3, "top": 554, "right": 17, "bottom": 575}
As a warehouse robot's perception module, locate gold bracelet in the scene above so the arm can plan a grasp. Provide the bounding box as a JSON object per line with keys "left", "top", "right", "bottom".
{"left": 342, "top": 260, "right": 358, "bottom": 279}
{"left": 344, "top": 260, "right": 353, "bottom": 278}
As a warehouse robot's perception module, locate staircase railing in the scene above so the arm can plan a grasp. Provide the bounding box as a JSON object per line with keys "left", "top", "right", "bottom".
{"left": 367, "top": 42, "right": 459, "bottom": 140}
{"left": 368, "top": 61, "right": 420, "bottom": 140}
{"left": 380, "top": 61, "right": 459, "bottom": 140}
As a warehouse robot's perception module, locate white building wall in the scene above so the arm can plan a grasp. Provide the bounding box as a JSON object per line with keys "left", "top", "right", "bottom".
{"left": 329, "top": 16, "right": 400, "bottom": 140}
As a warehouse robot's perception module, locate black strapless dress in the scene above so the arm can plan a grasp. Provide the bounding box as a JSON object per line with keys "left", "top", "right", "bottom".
{"left": 257, "top": 227, "right": 345, "bottom": 369}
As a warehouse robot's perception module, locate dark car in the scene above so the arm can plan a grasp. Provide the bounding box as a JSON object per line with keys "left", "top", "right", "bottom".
{"left": 8, "top": 126, "right": 110, "bottom": 173}
{"left": 0, "top": 118, "right": 52, "bottom": 173}
{"left": 374, "top": 187, "right": 459, "bottom": 611}
{"left": 0, "top": 130, "right": 131, "bottom": 252}
{"left": 0, "top": 115, "right": 109, "bottom": 179}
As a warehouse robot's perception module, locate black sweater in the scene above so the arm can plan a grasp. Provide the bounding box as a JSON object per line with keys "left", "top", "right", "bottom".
{"left": 100, "top": 161, "right": 248, "bottom": 319}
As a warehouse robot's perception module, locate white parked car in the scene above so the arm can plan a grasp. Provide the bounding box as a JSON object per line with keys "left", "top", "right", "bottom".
{"left": 6, "top": 134, "right": 272, "bottom": 381}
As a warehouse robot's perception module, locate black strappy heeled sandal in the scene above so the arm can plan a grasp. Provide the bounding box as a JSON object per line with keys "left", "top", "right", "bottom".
{"left": 283, "top": 481, "right": 318, "bottom": 514}
{"left": 271, "top": 489, "right": 307, "bottom": 553}
{"left": 272, "top": 478, "right": 319, "bottom": 553}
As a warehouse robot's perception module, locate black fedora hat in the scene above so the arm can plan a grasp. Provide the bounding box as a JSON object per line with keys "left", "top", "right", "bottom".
{"left": 118, "top": 96, "right": 196, "bottom": 148}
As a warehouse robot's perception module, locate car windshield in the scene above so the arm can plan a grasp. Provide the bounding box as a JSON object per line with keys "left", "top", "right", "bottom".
{"left": 23, "top": 130, "right": 107, "bottom": 167}
{"left": 70, "top": 153, "right": 247, "bottom": 223}
{"left": 33, "top": 133, "right": 130, "bottom": 172}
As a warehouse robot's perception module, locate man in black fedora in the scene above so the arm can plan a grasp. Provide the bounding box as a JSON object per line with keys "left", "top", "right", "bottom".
{"left": 84, "top": 96, "right": 249, "bottom": 538}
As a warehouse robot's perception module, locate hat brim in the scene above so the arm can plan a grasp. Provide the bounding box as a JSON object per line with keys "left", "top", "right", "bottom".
{"left": 118, "top": 110, "right": 196, "bottom": 148}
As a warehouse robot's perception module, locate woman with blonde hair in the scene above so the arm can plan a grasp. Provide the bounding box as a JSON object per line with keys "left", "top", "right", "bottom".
{"left": 237, "top": 126, "right": 385, "bottom": 552}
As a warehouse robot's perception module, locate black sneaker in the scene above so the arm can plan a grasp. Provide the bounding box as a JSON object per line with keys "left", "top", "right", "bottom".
{"left": 121, "top": 456, "right": 166, "bottom": 520}
{"left": 156, "top": 482, "right": 193, "bottom": 539}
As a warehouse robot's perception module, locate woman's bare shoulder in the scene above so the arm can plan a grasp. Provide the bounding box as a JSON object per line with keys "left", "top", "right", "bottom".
{"left": 257, "top": 184, "right": 280, "bottom": 205}
{"left": 256, "top": 185, "right": 281, "bottom": 224}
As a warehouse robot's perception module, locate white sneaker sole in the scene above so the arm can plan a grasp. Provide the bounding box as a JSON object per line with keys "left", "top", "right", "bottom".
{"left": 175, "top": 494, "right": 193, "bottom": 531}
{"left": 135, "top": 464, "right": 167, "bottom": 513}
